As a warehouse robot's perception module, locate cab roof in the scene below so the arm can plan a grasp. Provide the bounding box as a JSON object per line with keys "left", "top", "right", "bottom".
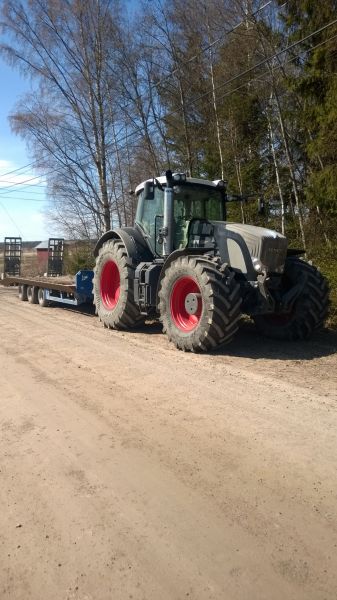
{"left": 135, "top": 176, "right": 223, "bottom": 195}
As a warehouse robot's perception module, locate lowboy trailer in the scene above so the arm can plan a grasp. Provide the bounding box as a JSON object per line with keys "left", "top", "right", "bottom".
{"left": 0, "top": 270, "right": 93, "bottom": 307}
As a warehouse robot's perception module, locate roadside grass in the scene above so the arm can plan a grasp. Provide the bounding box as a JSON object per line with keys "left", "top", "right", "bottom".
{"left": 316, "top": 253, "right": 337, "bottom": 329}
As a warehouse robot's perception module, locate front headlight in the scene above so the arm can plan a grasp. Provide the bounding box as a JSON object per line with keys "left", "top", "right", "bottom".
{"left": 252, "top": 257, "right": 263, "bottom": 273}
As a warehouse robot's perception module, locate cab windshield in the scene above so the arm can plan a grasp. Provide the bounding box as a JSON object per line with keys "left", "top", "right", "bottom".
{"left": 173, "top": 184, "right": 224, "bottom": 222}
{"left": 135, "top": 183, "right": 224, "bottom": 254}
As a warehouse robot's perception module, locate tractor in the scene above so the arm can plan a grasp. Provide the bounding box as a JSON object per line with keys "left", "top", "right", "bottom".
{"left": 93, "top": 171, "right": 329, "bottom": 352}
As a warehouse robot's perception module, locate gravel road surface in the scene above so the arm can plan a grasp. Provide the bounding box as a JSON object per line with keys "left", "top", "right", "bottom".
{"left": 1, "top": 285, "right": 337, "bottom": 600}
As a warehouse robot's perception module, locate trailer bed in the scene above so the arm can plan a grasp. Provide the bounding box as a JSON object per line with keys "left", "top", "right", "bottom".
{"left": 1, "top": 275, "right": 75, "bottom": 293}
{"left": 0, "top": 270, "right": 93, "bottom": 306}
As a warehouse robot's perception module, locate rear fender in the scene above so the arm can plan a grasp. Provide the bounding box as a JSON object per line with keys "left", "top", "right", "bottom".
{"left": 94, "top": 227, "right": 153, "bottom": 262}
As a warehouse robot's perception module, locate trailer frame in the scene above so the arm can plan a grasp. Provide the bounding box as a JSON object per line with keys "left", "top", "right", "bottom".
{"left": 0, "top": 270, "right": 93, "bottom": 307}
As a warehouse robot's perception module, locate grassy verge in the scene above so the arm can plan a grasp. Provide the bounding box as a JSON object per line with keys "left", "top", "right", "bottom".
{"left": 312, "top": 250, "right": 337, "bottom": 329}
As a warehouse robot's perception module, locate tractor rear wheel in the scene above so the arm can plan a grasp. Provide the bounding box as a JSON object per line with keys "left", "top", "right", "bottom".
{"left": 253, "top": 257, "right": 329, "bottom": 340}
{"left": 93, "top": 239, "right": 143, "bottom": 329}
{"left": 158, "top": 256, "right": 241, "bottom": 352}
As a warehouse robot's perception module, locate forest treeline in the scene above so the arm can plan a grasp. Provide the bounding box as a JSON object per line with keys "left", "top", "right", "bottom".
{"left": 1, "top": 0, "right": 337, "bottom": 321}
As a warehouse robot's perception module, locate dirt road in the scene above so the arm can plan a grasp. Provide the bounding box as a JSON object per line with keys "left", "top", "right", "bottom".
{"left": 1, "top": 285, "right": 337, "bottom": 600}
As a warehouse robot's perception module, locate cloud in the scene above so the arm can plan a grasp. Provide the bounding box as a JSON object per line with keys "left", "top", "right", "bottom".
{"left": 0, "top": 160, "right": 13, "bottom": 170}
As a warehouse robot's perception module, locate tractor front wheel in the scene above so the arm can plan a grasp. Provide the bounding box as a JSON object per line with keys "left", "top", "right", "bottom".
{"left": 93, "top": 239, "right": 143, "bottom": 329}
{"left": 158, "top": 256, "right": 241, "bottom": 352}
{"left": 253, "top": 257, "right": 329, "bottom": 340}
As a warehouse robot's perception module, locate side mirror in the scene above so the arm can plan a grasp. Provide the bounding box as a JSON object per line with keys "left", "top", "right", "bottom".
{"left": 144, "top": 181, "right": 155, "bottom": 200}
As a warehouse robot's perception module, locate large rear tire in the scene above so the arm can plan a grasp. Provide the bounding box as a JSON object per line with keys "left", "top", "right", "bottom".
{"left": 254, "top": 257, "right": 329, "bottom": 340}
{"left": 93, "top": 239, "right": 143, "bottom": 329}
{"left": 158, "top": 256, "right": 241, "bottom": 352}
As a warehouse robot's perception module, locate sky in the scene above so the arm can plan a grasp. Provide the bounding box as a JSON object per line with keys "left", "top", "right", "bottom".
{"left": 0, "top": 55, "right": 50, "bottom": 241}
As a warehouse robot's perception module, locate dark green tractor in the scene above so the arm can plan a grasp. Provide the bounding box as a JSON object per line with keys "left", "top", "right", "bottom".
{"left": 93, "top": 171, "right": 329, "bottom": 352}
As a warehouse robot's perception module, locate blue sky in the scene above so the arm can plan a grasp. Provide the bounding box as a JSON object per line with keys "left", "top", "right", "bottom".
{"left": 0, "top": 56, "right": 50, "bottom": 241}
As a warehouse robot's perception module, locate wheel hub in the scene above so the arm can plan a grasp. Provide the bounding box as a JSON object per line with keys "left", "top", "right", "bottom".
{"left": 184, "top": 293, "right": 201, "bottom": 315}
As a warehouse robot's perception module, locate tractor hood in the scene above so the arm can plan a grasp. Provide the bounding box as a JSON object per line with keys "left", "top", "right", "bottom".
{"left": 212, "top": 221, "right": 288, "bottom": 275}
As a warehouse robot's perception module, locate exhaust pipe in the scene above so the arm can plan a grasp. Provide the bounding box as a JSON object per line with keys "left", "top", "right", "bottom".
{"left": 163, "top": 170, "right": 174, "bottom": 256}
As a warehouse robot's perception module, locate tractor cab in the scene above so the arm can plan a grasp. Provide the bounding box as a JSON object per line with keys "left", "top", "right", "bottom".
{"left": 134, "top": 172, "right": 227, "bottom": 256}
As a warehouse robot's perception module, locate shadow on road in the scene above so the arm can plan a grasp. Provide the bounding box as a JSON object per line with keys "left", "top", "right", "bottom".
{"left": 127, "top": 318, "right": 337, "bottom": 360}
{"left": 47, "top": 300, "right": 337, "bottom": 361}
{"left": 46, "top": 302, "right": 96, "bottom": 317}
{"left": 214, "top": 320, "right": 337, "bottom": 361}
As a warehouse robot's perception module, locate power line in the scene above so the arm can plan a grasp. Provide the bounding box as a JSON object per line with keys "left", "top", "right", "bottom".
{"left": 2, "top": 8, "right": 335, "bottom": 194}
{"left": 114, "top": 15, "right": 337, "bottom": 151}
{"left": 0, "top": 159, "right": 41, "bottom": 178}
{"left": 0, "top": 0, "right": 276, "bottom": 196}
{"left": 215, "top": 31, "right": 337, "bottom": 102}
{"left": 0, "top": 177, "right": 45, "bottom": 185}
{"left": 0, "top": 188, "right": 47, "bottom": 196}
{"left": 8, "top": 26, "right": 333, "bottom": 202}
{"left": 0, "top": 173, "right": 47, "bottom": 190}
{"left": 0, "top": 201, "right": 24, "bottom": 236}
{"left": 0, "top": 196, "right": 46, "bottom": 202}
{"left": 210, "top": 15, "right": 337, "bottom": 97}
{"left": 119, "top": 0, "right": 275, "bottom": 107}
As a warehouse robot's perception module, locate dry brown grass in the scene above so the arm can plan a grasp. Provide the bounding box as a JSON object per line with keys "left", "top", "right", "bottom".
{"left": 0, "top": 249, "right": 39, "bottom": 277}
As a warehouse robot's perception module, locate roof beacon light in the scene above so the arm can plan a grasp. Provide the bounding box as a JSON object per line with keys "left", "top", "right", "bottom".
{"left": 172, "top": 173, "right": 187, "bottom": 183}
{"left": 213, "top": 179, "right": 227, "bottom": 188}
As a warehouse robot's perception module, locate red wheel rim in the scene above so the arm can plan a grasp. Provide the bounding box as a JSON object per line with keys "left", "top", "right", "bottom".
{"left": 170, "top": 276, "right": 202, "bottom": 332}
{"left": 100, "top": 260, "right": 120, "bottom": 310}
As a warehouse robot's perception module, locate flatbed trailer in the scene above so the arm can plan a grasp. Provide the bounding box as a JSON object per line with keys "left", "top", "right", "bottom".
{"left": 0, "top": 270, "right": 93, "bottom": 307}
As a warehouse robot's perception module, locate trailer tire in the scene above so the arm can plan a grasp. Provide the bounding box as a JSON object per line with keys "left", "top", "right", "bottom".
{"left": 18, "top": 284, "right": 28, "bottom": 301}
{"left": 38, "top": 288, "right": 49, "bottom": 307}
{"left": 27, "top": 285, "right": 39, "bottom": 304}
{"left": 93, "top": 239, "right": 143, "bottom": 329}
{"left": 158, "top": 255, "right": 241, "bottom": 352}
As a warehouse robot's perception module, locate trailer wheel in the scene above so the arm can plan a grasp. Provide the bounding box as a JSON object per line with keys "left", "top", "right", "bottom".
{"left": 253, "top": 257, "right": 329, "bottom": 340}
{"left": 38, "top": 288, "right": 49, "bottom": 307}
{"left": 158, "top": 256, "right": 241, "bottom": 352}
{"left": 18, "top": 284, "right": 28, "bottom": 301}
{"left": 93, "top": 239, "right": 143, "bottom": 329}
{"left": 27, "top": 285, "right": 39, "bottom": 304}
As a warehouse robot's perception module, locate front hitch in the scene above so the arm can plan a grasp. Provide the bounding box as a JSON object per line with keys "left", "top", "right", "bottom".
{"left": 250, "top": 269, "right": 307, "bottom": 316}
